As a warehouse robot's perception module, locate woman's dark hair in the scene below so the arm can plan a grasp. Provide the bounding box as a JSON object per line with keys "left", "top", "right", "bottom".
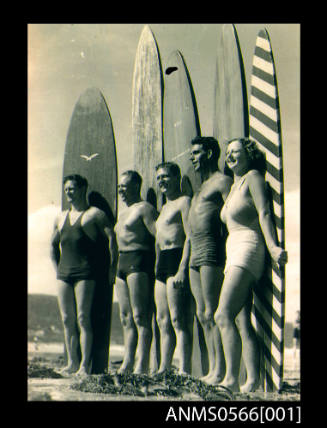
{"left": 63, "top": 174, "right": 88, "bottom": 189}
{"left": 223, "top": 138, "right": 267, "bottom": 177}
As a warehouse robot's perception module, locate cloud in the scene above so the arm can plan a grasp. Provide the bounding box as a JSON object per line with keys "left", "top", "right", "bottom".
{"left": 28, "top": 205, "right": 61, "bottom": 295}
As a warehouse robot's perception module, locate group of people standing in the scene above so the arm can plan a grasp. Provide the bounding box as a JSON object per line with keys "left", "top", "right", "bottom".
{"left": 50, "top": 136, "right": 287, "bottom": 393}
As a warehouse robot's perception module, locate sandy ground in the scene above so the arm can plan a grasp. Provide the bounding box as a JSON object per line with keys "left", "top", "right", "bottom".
{"left": 27, "top": 343, "right": 300, "bottom": 402}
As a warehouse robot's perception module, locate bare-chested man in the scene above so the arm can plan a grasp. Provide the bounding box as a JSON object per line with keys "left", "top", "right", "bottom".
{"left": 188, "top": 136, "right": 232, "bottom": 384}
{"left": 50, "top": 174, "right": 118, "bottom": 376}
{"left": 154, "top": 162, "right": 193, "bottom": 375}
{"left": 114, "top": 170, "right": 158, "bottom": 374}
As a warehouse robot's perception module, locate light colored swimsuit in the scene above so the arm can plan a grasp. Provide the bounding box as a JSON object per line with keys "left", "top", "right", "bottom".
{"left": 220, "top": 172, "right": 265, "bottom": 281}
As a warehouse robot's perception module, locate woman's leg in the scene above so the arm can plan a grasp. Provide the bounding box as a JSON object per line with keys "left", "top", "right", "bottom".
{"left": 215, "top": 266, "right": 255, "bottom": 392}
{"left": 236, "top": 293, "right": 260, "bottom": 392}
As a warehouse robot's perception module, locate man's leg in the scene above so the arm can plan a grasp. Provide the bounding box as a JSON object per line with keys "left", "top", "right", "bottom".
{"left": 115, "top": 276, "right": 137, "bottom": 373}
{"left": 57, "top": 280, "right": 80, "bottom": 374}
{"left": 128, "top": 272, "right": 153, "bottom": 374}
{"left": 167, "top": 278, "right": 193, "bottom": 374}
{"left": 155, "top": 279, "right": 176, "bottom": 373}
{"left": 199, "top": 265, "right": 225, "bottom": 384}
{"left": 74, "top": 279, "right": 96, "bottom": 375}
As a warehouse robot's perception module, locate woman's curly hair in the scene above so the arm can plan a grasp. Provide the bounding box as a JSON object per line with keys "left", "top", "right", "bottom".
{"left": 223, "top": 137, "right": 267, "bottom": 177}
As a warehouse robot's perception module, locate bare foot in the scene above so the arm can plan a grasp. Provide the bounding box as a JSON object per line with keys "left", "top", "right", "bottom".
{"left": 75, "top": 365, "right": 91, "bottom": 377}
{"left": 219, "top": 379, "right": 240, "bottom": 393}
{"left": 58, "top": 364, "right": 79, "bottom": 376}
{"left": 240, "top": 379, "right": 260, "bottom": 393}
{"left": 117, "top": 361, "right": 134, "bottom": 374}
{"left": 201, "top": 371, "right": 224, "bottom": 385}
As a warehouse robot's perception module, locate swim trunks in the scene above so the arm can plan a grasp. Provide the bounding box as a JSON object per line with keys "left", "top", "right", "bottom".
{"left": 189, "top": 231, "right": 226, "bottom": 270}
{"left": 57, "top": 212, "right": 98, "bottom": 283}
{"left": 116, "top": 249, "right": 155, "bottom": 282}
{"left": 156, "top": 247, "right": 185, "bottom": 283}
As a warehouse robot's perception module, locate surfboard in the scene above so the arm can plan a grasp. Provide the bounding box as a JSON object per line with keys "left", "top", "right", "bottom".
{"left": 62, "top": 87, "right": 117, "bottom": 374}
{"left": 213, "top": 24, "right": 249, "bottom": 384}
{"left": 249, "top": 28, "right": 286, "bottom": 392}
{"left": 163, "top": 49, "right": 208, "bottom": 377}
{"left": 132, "top": 25, "right": 164, "bottom": 208}
{"left": 213, "top": 24, "right": 249, "bottom": 173}
{"left": 163, "top": 50, "right": 202, "bottom": 196}
{"left": 132, "top": 25, "right": 164, "bottom": 371}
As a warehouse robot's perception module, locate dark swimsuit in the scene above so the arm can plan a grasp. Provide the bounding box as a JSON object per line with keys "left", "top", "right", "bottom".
{"left": 156, "top": 248, "right": 184, "bottom": 283}
{"left": 116, "top": 249, "right": 155, "bottom": 283}
{"left": 57, "top": 212, "right": 98, "bottom": 283}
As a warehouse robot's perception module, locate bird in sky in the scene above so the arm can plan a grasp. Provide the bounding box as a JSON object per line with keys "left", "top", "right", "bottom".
{"left": 80, "top": 153, "right": 99, "bottom": 161}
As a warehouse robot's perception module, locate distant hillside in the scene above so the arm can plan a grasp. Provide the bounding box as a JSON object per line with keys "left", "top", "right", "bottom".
{"left": 28, "top": 294, "right": 124, "bottom": 345}
{"left": 28, "top": 294, "right": 295, "bottom": 348}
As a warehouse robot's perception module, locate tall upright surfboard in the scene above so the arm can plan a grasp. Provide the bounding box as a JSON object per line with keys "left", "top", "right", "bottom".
{"left": 249, "top": 29, "right": 286, "bottom": 392}
{"left": 213, "top": 24, "right": 249, "bottom": 383}
{"left": 132, "top": 25, "right": 164, "bottom": 208}
{"left": 213, "top": 24, "right": 249, "bottom": 173}
{"left": 163, "top": 50, "right": 208, "bottom": 377}
{"left": 62, "top": 87, "right": 117, "bottom": 374}
{"left": 163, "top": 50, "right": 201, "bottom": 196}
{"left": 132, "top": 25, "right": 164, "bottom": 371}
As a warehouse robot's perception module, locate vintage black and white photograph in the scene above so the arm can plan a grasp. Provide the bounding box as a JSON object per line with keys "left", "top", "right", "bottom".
{"left": 28, "top": 23, "right": 300, "bottom": 405}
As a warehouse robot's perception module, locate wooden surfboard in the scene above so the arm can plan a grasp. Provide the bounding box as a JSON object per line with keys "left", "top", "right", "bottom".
{"left": 163, "top": 50, "right": 208, "bottom": 377}
{"left": 132, "top": 25, "right": 164, "bottom": 371}
{"left": 163, "top": 50, "right": 201, "bottom": 196}
{"left": 213, "top": 24, "right": 249, "bottom": 384}
{"left": 62, "top": 87, "right": 117, "bottom": 374}
{"left": 213, "top": 24, "right": 249, "bottom": 173}
{"left": 249, "top": 28, "right": 286, "bottom": 392}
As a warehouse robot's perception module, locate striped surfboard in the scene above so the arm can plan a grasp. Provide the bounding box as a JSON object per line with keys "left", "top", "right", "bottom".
{"left": 249, "top": 28, "right": 286, "bottom": 392}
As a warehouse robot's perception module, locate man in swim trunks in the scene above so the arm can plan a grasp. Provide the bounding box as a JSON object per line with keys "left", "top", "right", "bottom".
{"left": 154, "top": 162, "right": 193, "bottom": 375}
{"left": 114, "top": 170, "right": 158, "bottom": 374}
{"left": 50, "top": 174, "right": 118, "bottom": 376}
{"left": 188, "top": 136, "right": 233, "bottom": 384}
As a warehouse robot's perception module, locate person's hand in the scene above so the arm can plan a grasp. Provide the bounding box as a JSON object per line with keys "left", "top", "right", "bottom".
{"left": 270, "top": 246, "right": 288, "bottom": 268}
{"left": 171, "top": 270, "right": 186, "bottom": 290}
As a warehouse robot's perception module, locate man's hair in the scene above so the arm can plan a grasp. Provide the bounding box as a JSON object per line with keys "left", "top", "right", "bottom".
{"left": 191, "top": 136, "right": 220, "bottom": 164}
{"left": 155, "top": 161, "right": 181, "bottom": 179}
{"left": 224, "top": 137, "right": 267, "bottom": 176}
{"left": 121, "top": 170, "right": 142, "bottom": 188}
{"left": 63, "top": 174, "right": 88, "bottom": 189}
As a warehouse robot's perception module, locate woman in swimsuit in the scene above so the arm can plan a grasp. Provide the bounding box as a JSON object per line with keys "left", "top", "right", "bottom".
{"left": 214, "top": 138, "right": 287, "bottom": 392}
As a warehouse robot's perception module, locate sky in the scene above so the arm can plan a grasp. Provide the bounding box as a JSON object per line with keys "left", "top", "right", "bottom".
{"left": 28, "top": 24, "right": 300, "bottom": 322}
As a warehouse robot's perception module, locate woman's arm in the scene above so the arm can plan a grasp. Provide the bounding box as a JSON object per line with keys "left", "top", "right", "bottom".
{"left": 247, "top": 170, "right": 287, "bottom": 267}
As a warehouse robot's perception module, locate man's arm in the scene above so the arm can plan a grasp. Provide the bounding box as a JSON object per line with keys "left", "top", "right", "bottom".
{"left": 141, "top": 203, "right": 159, "bottom": 237}
{"left": 96, "top": 210, "right": 118, "bottom": 285}
{"left": 50, "top": 215, "right": 61, "bottom": 272}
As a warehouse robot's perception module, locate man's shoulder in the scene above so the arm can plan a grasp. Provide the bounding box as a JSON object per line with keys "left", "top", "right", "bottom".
{"left": 210, "top": 172, "right": 233, "bottom": 189}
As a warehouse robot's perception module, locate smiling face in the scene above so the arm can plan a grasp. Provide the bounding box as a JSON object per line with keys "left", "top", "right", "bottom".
{"left": 225, "top": 140, "right": 250, "bottom": 174}
{"left": 118, "top": 173, "right": 140, "bottom": 205}
{"left": 156, "top": 167, "right": 180, "bottom": 196}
